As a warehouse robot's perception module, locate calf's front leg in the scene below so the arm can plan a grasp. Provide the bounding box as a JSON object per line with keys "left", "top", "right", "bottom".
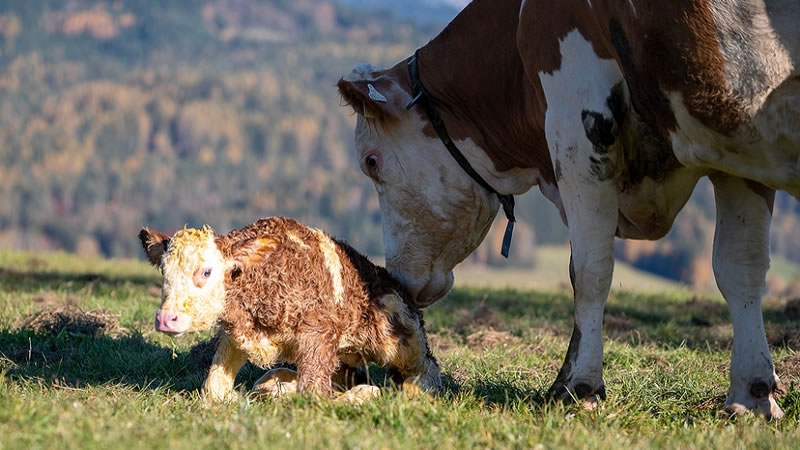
{"left": 202, "top": 333, "right": 248, "bottom": 403}
{"left": 295, "top": 336, "right": 338, "bottom": 395}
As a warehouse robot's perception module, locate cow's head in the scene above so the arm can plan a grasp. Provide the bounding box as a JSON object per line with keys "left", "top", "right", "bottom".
{"left": 337, "top": 63, "right": 499, "bottom": 307}
{"left": 139, "top": 226, "right": 276, "bottom": 335}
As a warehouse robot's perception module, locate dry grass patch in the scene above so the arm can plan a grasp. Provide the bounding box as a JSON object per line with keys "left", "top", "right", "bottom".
{"left": 17, "top": 305, "right": 126, "bottom": 338}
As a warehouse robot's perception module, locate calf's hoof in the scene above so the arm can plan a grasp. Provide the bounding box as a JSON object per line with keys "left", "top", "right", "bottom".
{"left": 725, "top": 378, "right": 784, "bottom": 420}
{"left": 548, "top": 379, "right": 606, "bottom": 411}
{"left": 251, "top": 367, "right": 299, "bottom": 399}
{"left": 401, "top": 376, "right": 441, "bottom": 397}
{"left": 336, "top": 384, "right": 381, "bottom": 405}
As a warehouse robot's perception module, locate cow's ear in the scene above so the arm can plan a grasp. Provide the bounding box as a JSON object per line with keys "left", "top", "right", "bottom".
{"left": 337, "top": 75, "right": 409, "bottom": 122}
{"left": 227, "top": 237, "right": 279, "bottom": 269}
{"left": 139, "top": 228, "right": 170, "bottom": 266}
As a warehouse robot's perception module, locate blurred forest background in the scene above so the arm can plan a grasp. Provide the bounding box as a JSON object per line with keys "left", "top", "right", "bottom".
{"left": 0, "top": 0, "right": 798, "bottom": 292}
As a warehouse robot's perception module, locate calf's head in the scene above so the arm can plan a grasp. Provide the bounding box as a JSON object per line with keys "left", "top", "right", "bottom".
{"left": 139, "top": 226, "right": 276, "bottom": 335}
{"left": 338, "top": 64, "right": 498, "bottom": 307}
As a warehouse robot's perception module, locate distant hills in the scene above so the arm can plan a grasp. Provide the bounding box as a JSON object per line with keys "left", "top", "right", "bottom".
{"left": 0, "top": 0, "right": 797, "bottom": 291}
{"left": 335, "top": 0, "right": 466, "bottom": 24}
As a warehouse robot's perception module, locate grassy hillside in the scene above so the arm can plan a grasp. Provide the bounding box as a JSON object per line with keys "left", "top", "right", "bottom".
{"left": 1, "top": 249, "right": 799, "bottom": 448}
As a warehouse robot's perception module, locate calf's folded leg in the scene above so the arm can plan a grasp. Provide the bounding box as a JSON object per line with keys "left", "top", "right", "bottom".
{"left": 203, "top": 333, "right": 248, "bottom": 403}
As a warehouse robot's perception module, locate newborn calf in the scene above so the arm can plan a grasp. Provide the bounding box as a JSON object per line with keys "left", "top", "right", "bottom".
{"left": 139, "top": 217, "right": 441, "bottom": 401}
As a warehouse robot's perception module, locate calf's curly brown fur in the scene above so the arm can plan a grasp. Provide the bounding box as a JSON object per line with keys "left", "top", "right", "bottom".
{"left": 140, "top": 217, "right": 441, "bottom": 400}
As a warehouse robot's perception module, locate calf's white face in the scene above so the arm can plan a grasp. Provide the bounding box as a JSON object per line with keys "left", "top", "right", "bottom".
{"left": 139, "top": 226, "right": 228, "bottom": 335}
{"left": 339, "top": 65, "right": 499, "bottom": 306}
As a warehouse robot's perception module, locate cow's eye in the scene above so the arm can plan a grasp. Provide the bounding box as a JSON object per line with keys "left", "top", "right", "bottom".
{"left": 364, "top": 153, "right": 380, "bottom": 178}
{"left": 202, "top": 268, "right": 212, "bottom": 278}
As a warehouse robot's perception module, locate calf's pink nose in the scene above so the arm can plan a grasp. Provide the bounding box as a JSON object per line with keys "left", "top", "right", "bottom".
{"left": 154, "top": 310, "right": 191, "bottom": 335}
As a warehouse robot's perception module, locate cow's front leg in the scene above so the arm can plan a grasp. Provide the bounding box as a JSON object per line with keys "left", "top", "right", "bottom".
{"left": 202, "top": 333, "right": 248, "bottom": 403}
{"left": 710, "top": 174, "right": 783, "bottom": 420}
{"left": 538, "top": 48, "right": 624, "bottom": 407}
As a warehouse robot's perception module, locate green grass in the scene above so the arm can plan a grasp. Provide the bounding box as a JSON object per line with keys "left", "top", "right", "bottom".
{"left": 1, "top": 249, "right": 799, "bottom": 449}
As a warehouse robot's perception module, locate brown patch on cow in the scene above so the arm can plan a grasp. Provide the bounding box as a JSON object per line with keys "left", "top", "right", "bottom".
{"left": 455, "top": 305, "right": 508, "bottom": 332}
{"left": 520, "top": 0, "right": 745, "bottom": 135}
{"left": 139, "top": 228, "right": 170, "bottom": 266}
{"left": 784, "top": 298, "right": 800, "bottom": 320}
{"left": 465, "top": 330, "right": 522, "bottom": 350}
{"left": 17, "top": 305, "right": 126, "bottom": 338}
{"left": 405, "top": 0, "right": 555, "bottom": 184}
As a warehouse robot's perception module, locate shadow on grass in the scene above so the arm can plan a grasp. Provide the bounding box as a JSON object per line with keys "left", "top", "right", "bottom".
{"left": 427, "top": 288, "right": 800, "bottom": 352}
{"left": 0, "top": 327, "right": 265, "bottom": 394}
{"left": 0, "top": 268, "right": 158, "bottom": 295}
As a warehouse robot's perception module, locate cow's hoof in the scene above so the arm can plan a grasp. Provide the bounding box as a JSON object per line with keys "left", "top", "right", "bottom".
{"left": 548, "top": 379, "right": 606, "bottom": 410}
{"left": 336, "top": 384, "right": 381, "bottom": 405}
{"left": 725, "top": 378, "right": 784, "bottom": 420}
{"left": 251, "top": 367, "right": 299, "bottom": 399}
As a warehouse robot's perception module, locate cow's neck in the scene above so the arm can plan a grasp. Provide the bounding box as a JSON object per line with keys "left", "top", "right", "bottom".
{"left": 402, "top": 0, "right": 555, "bottom": 192}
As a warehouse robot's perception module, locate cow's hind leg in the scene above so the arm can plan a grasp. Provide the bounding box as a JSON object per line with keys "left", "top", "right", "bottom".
{"left": 537, "top": 30, "right": 624, "bottom": 408}
{"left": 710, "top": 174, "right": 783, "bottom": 420}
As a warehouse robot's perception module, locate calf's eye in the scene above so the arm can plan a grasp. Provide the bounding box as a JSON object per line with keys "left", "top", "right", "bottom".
{"left": 365, "top": 155, "right": 378, "bottom": 168}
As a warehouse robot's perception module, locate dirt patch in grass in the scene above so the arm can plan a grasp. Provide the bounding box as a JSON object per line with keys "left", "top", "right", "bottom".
{"left": 777, "top": 352, "right": 800, "bottom": 381}
{"left": 785, "top": 298, "right": 800, "bottom": 320}
{"left": 427, "top": 331, "right": 459, "bottom": 353}
{"left": 455, "top": 305, "right": 508, "bottom": 332}
{"left": 604, "top": 312, "right": 635, "bottom": 331}
{"left": 686, "top": 296, "right": 727, "bottom": 326}
{"left": 17, "top": 305, "right": 127, "bottom": 338}
{"left": 30, "top": 291, "right": 83, "bottom": 308}
{"left": 766, "top": 325, "right": 800, "bottom": 349}
{"left": 465, "top": 330, "right": 521, "bottom": 350}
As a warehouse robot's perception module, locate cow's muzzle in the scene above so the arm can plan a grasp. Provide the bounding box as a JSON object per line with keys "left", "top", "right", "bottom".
{"left": 154, "top": 309, "right": 191, "bottom": 336}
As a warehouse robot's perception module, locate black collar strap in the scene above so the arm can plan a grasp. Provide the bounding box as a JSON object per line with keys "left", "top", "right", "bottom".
{"left": 406, "top": 50, "right": 516, "bottom": 258}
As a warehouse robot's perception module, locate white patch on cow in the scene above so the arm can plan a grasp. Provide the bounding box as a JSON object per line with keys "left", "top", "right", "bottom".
{"left": 367, "top": 83, "right": 387, "bottom": 103}
{"left": 235, "top": 333, "right": 280, "bottom": 368}
{"left": 536, "top": 29, "right": 624, "bottom": 395}
{"left": 667, "top": 89, "right": 800, "bottom": 197}
{"left": 710, "top": 174, "right": 783, "bottom": 419}
{"left": 287, "top": 232, "right": 310, "bottom": 250}
{"left": 312, "top": 229, "right": 345, "bottom": 306}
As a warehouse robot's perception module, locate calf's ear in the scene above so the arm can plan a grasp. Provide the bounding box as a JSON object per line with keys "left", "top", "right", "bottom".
{"left": 228, "top": 237, "right": 279, "bottom": 269}
{"left": 337, "top": 74, "right": 409, "bottom": 122}
{"left": 139, "top": 228, "right": 170, "bottom": 266}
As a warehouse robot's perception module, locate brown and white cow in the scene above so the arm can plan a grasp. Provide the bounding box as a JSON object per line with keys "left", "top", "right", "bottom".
{"left": 337, "top": 0, "right": 800, "bottom": 418}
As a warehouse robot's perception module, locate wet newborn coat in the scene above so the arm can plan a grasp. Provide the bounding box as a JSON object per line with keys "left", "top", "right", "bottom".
{"left": 139, "top": 217, "right": 441, "bottom": 401}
